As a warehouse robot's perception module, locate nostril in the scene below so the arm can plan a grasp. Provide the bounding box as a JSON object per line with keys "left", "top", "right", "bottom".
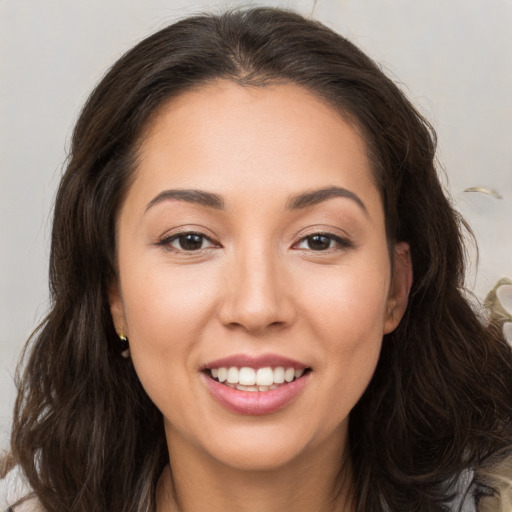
{"left": 217, "top": 276, "right": 295, "bottom": 333}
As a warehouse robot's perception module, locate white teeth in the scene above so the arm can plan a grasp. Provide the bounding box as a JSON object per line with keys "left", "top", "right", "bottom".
{"left": 284, "top": 367, "right": 295, "bottom": 382}
{"left": 226, "top": 367, "right": 239, "bottom": 384}
{"left": 217, "top": 367, "right": 227, "bottom": 382}
{"left": 256, "top": 367, "right": 274, "bottom": 386}
{"left": 239, "top": 367, "right": 256, "bottom": 386}
{"left": 210, "top": 365, "right": 307, "bottom": 388}
{"left": 236, "top": 384, "right": 278, "bottom": 392}
{"left": 236, "top": 384, "right": 259, "bottom": 392}
{"left": 273, "top": 367, "right": 285, "bottom": 384}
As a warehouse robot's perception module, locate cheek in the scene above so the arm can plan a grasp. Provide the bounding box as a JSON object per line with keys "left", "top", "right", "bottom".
{"left": 121, "top": 257, "right": 218, "bottom": 337}
{"left": 300, "top": 254, "right": 390, "bottom": 343}
{"left": 298, "top": 255, "right": 389, "bottom": 404}
{"left": 118, "top": 260, "right": 220, "bottom": 403}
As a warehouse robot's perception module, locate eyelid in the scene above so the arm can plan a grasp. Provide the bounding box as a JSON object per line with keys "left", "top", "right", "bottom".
{"left": 154, "top": 226, "right": 354, "bottom": 254}
{"left": 156, "top": 227, "right": 221, "bottom": 254}
{"left": 292, "top": 229, "right": 355, "bottom": 252}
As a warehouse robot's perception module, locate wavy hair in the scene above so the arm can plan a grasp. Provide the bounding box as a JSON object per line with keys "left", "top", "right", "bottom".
{"left": 3, "top": 7, "right": 512, "bottom": 512}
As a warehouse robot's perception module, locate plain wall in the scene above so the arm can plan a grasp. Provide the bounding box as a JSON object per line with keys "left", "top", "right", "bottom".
{"left": 1, "top": 0, "right": 511, "bottom": 505}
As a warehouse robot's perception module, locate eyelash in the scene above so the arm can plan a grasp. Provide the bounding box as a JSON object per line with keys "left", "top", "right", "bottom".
{"left": 157, "top": 231, "right": 353, "bottom": 254}
{"left": 293, "top": 232, "right": 353, "bottom": 252}
{"left": 157, "top": 231, "right": 219, "bottom": 253}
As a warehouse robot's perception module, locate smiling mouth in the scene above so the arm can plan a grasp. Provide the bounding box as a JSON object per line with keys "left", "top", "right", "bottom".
{"left": 205, "top": 366, "right": 311, "bottom": 392}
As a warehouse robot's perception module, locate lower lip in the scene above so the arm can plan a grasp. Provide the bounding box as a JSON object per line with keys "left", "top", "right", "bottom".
{"left": 202, "top": 373, "right": 310, "bottom": 416}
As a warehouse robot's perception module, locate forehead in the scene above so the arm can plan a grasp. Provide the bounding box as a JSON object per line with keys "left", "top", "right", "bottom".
{"left": 143, "top": 80, "right": 368, "bottom": 157}
{"left": 129, "top": 80, "right": 381, "bottom": 217}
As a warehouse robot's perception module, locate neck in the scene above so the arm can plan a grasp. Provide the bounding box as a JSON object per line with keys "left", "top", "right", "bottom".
{"left": 156, "top": 430, "right": 355, "bottom": 512}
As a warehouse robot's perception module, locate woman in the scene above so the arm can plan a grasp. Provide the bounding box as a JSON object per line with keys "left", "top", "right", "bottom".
{"left": 2, "top": 7, "right": 511, "bottom": 512}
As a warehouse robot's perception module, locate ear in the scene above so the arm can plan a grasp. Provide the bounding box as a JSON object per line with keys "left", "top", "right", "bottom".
{"left": 383, "top": 242, "right": 413, "bottom": 334}
{"left": 108, "top": 280, "right": 127, "bottom": 336}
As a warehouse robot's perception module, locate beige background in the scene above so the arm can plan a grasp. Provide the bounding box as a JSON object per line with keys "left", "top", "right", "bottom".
{"left": 1, "top": 0, "right": 511, "bottom": 505}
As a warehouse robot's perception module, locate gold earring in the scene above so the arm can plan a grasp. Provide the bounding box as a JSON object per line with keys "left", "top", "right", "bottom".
{"left": 119, "top": 333, "right": 130, "bottom": 358}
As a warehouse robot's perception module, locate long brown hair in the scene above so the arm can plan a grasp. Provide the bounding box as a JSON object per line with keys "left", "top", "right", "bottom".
{"left": 3, "top": 7, "right": 512, "bottom": 511}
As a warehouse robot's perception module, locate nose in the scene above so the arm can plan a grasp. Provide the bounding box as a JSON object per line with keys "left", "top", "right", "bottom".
{"left": 217, "top": 245, "right": 295, "bottom": 335}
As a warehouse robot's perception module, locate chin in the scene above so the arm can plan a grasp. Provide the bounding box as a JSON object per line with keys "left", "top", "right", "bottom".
{"left": 195, "top": 418, "right": 343, "bottom": 473}
{"left": 209, "top": 439, "right": 309, "bottom": 472}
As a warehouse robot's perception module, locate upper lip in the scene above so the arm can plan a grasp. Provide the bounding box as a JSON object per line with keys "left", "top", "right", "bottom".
{"left": 202, "top": 353, "right": 309, "bottom": 370}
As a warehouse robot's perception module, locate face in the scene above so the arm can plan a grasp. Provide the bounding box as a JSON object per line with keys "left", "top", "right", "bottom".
{"left": 110, "top": 81, "right": 411, "bottom": 472}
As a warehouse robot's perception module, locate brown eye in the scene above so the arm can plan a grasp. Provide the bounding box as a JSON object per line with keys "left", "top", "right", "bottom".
{"left": 159, "top": 232, "right": 217, "bottom": 252}
{"left": 306, "top": 235, "right": 332, "bottom": 251}
{"left": 294, "top": 233, "right": 352, "bottom": 252}
{"left": 176, "top": 234, "right": 205, "bottom": 250}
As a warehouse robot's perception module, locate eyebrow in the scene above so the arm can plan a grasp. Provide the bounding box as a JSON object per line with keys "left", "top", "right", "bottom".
{"left": 145, "top": 186, "right": 367, "bottom": 216}
{"left": 285, "top": 186, "right": 368, "bottom": 215}
{"left": 145, "top": 189, "right": 225, "bottom": 212}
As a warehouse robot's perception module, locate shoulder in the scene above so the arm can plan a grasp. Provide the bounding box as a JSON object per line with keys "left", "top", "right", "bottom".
{"left": 3, "top": 498, "right": 42, "bottom": 512}
{"left": 444, "top": 465, "right": 512, "bottom": 512}
{"left": 447, "top": 455, "right": 512, "bottom": 512}
{"left": 475, "top": 455, "right": 512, "bottom": 512}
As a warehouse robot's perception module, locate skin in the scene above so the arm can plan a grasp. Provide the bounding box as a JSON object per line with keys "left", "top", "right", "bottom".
{"left": 109, "top": 81, "right": 412, "bottom": 512}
